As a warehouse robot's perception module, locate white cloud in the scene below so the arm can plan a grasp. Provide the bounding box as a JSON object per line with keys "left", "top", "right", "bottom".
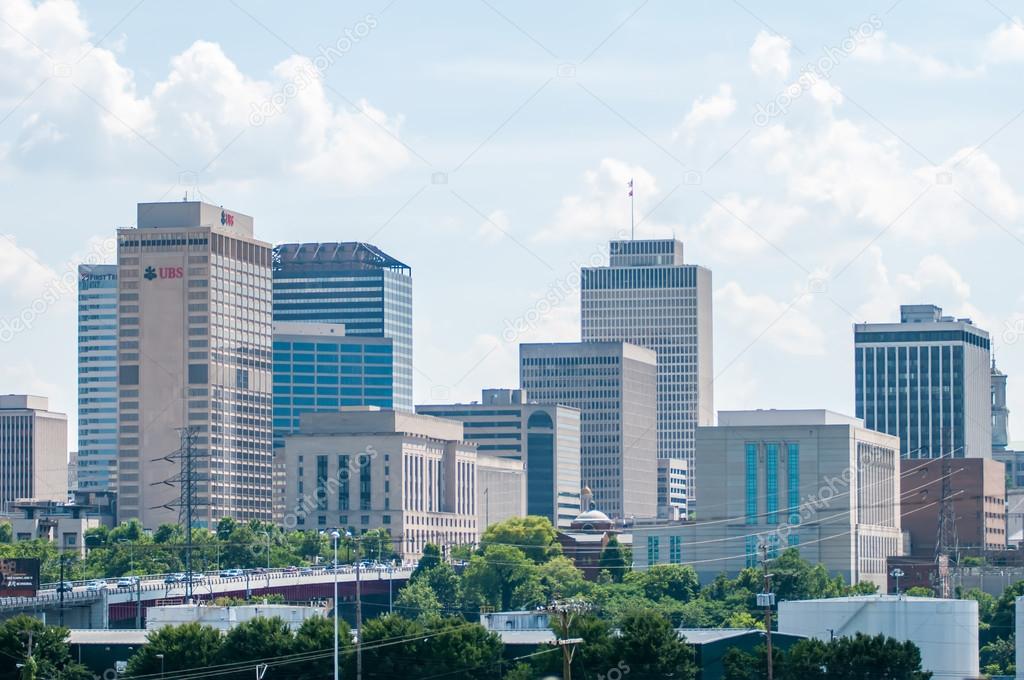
{"left": 688, "top": 194, "right": 807, "bottom": 257}
{"left": 749, "top": 31, "right": 791, "bottom": 79}
{"left": 533, "top": 158, "right": 674, "bottom": 242}
{"left": 477, "top": 209, "right": 509, "bottom": 244}
{"left": 0, "top": 0, "right": 409, "bottom": 184}
{"left": 852, "top": 31, "right": 983, "bottom": 78}
{"left": 0, "top": 237, "right": 60, "bottom": 301}
{"left": 673, "top": 83, "right": 736, "bottom": 141}
{"left": 986, "top": 18, "right": 1024, "bottom": 63}
{"left": 715, "top": 281, "right": 826, "bottom": 356}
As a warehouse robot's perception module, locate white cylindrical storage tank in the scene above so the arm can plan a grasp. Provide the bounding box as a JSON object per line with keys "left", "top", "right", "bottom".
{"left": 778, "top": 595, "right": 978, "bottom": 680}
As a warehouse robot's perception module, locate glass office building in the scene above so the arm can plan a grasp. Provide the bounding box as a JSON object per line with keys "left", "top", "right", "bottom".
{"left": 77, "top": 264, "right": 118, "bottom": 491}
{"left": 272, "top": 243, "right": 412, "bottom": 411}
{"left": 855, "top": 304, "right": 992, "bottom": 459}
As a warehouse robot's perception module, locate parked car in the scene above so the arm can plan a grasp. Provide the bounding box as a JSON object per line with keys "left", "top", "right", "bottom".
{"left": 116, "top": 577, "right": 138, "bottom": 588}
{"left": 165, "top": 573, "right": 185, "bottom": 584}
{"left": 85, "top": 580, "right": 109, "bottom": 592}
{"left": 56, "top": 582, "right": 74, "bottom": 593}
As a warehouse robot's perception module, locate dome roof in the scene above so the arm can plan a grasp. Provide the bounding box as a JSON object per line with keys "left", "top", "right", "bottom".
{"left": 581, "top": 485, "right": 592, "bottom": 495}
{"left": 575, "top": 508, "right": 611, "bottom": 523}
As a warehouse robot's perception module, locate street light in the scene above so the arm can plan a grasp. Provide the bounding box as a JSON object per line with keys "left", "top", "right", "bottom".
{"left": 155, "top": 653, "right": 165, "bottom": 679}
{"left": 890, "top": 568, "right": 905, "bottom": 596}
{"left": 330, "top": 529, "right": 341, "bottom": 680}
{"left": 347, "top": 529, "right": 362, "bottom": 680}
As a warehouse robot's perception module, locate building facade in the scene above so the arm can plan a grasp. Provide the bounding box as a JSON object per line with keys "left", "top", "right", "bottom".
{"left": 417, "top": 388, "right": 581, "bottom": 527}
{"left": 116, "top": 202, "right": 274, "bottom": 528}
{"left": 476, "top": 454, "right": 526, "bottom": 534}
{"left": 581, "top": 239, "right": 713, "bottom": 504}
{"left": 634, "top": 410, "right": 903, "bottom": 590}
{"left": 8, "top": 491, "right": 117, "bottom": 556}
{"left": 520, "top": 342, "right": 658, "bottom": 520}
{"left": 77, "top": 264, "right": 118, "bottom": 492}
{"left": 657, "top": 458, "right": 688, "bottom": 521}
{"left": 854, "top": 304, "right": 992, "bottom": 459}
{"left": 282, "top": 408, "right": 477, "bottom": 557}
{"left": 272, "top": 243, "right": 412, "bottom": 411}
{"left": 0, "top": 395, "right": 68, "bottom": 511}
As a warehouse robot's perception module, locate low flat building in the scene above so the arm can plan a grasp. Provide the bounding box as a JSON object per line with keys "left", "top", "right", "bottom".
{"left": 418, "top": 388, "right": 581, "bottom": 528}
{"left": 146, "top": 604, "right": 325, "bottom": 632}
{"left": 634, "top": 410, "right": 903, "bottom": 590}
{"left": 476, "top": 454, "right": 525, "bottom": 534}
{"left": 283, "top": 407, "right": 477, "bottom": 557}
{"left": 7, "top": 491, "right": 117, "bottom": 556}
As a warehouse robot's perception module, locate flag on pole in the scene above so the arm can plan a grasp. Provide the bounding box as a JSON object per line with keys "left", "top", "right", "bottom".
{"left": 627, "top": 179, "right": 633, "bottom": 197}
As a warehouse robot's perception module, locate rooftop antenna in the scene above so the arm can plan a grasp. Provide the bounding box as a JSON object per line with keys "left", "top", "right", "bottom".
{"left": 628, "top": 179, "right": 635, "bottom": 239}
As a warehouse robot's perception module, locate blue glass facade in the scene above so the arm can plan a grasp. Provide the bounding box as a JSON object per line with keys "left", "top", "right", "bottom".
{"left": 77, "top": 264, "right": 118, "bottom": 491}
{"left": 745, "top": 443, "right": 757, "bottom": 524}
{"left": 765, "top": 443, "right": 778, "bottom": 524}
{"left": 273, "top": 243, "right": 412, "bottom": 411}
{"left": 272, "top": 333, "right": 394, "bottom": 448}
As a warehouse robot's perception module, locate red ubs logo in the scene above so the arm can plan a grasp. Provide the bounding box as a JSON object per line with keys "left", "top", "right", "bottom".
{"left": 221, "top": 210, "right": 235, "bottom": 226}
{"left": 145, "top": 266, "right": 183, "bottom": 280}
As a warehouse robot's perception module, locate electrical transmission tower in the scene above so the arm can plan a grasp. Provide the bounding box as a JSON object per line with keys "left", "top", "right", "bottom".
{"left": 933, "top": 430, "right": 957, "bottom": 598}
{"left": 152, "top": 427, "right": 206, "bottom": 600}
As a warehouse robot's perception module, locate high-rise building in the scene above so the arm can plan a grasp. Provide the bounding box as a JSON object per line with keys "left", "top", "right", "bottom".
{"left": 855, "top": 304, "right": 992, "bottom": 459}
{"left": 581, "top": 239, "right": 712, "bottom": 504}
{"left": 116, "top": 201, "right": 273, "bottom": 528}
{"left": 417, "top": 388, "right": 581, "bottom": 527}
{"left": 272, "top": 243, "right": 412, "bottom": 411}
{"left": 77, "top": 264, "right": 118, "bottom": 492}
{"left": 993, "top": 359, "right": 1009, "bottom": 452}
{"left": 282, "top": 407, "right": 477, "bottom": 557}
{"left": 520, "top": 342, "right": 657, "bottom": 520}
{"left": 0, "top": 395, "right": 68, "bottom": 510}
{"left": 656, "top": 458, "right": 688, "bottom": 521}
{"left": 634, "top": 410, "right": 903, "bottom": 591}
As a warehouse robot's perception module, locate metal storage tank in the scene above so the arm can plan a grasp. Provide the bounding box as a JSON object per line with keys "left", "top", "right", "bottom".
{"left": 778, "top": 595, "right": 978, "bottom": 680}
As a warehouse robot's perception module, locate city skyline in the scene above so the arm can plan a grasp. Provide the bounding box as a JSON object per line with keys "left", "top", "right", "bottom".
{"left": 1, "top": 1, "right": 1023, "bottom": 452}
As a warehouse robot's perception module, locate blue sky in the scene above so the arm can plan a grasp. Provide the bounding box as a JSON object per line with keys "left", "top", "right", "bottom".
{"left": 1, "top": 0, "right": 1023, "bottom": 444}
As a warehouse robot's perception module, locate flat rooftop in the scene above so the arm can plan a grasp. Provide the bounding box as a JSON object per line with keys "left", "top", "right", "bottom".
{"left": 717, "top": 409, "right": 863, "bottom": 428}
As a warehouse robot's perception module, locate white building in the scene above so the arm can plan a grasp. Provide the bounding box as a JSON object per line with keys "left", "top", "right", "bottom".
{"left": 116, "top": 202, "right": 274, "bottom": 527}
{"left": 657, "top": 458, "right": 688, "bottom": 520}
{"left": 581, "top": 239, "right": 713, "bottom": 505}
{"left": 780, "top": 595, "right": 979, "bottom": 680}
{"left": 283, "top": 407, "right": 477, "bottom": 557}
{"left": 520, "top": 341, "right": 658, "bottom": 520}
{"left": 0, "top": 395, "right": 67, "bottom": 511}
{"left": 633, "top": 410, "right": 902, "bottom": 590}
{"left": 77, "top": 264, "right": 118, "bottom": 492}
{"left": 147, "top": 604, "right": 324, "bottom": 632}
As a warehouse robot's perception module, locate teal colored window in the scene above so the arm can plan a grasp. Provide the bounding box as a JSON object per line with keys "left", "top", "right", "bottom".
{"left": 294, "top": 342, "right": 314, "bottom": 351}
{"left": 272, "top": 341, "right": 291, "bottom": 350}
{"left": 788, "top": 532, "right": 800, "bottom": 547}
{"left": 647, "top": 536, "right": 660, "bottom": 564}
{"left": 745, "top": 443, "right": 758, "bottom": 524}
{"left": 788, "top": 443, "right": 800, "bottom": 525}
{"left": 745, "top": 535, "right": 759, "bottom": 568}
{"left": 669, "top": 536, "right": 681, "bottom": 564}
{"left": 766, "top": 443, "right": 779, "bottom": 524}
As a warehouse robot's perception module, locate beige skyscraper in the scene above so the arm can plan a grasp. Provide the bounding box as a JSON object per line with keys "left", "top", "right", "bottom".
{"left": 0, "top": 395, "right": 67, "bottom": 509}
{"left": 116, "top": 202, "right": 273, "bottom": 528}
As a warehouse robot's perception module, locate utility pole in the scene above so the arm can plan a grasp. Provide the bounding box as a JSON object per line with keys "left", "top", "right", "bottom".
{"left": 152, "top": 427, "right": 204, "bottom": 601}
{"left": 757, "top": 544, "right": 776, "bottom": 680}
{"left": 546, "top": 600, "right": 588, "bottom": 680}
{"left": 934, "top": 432, "right": 958, "bottom": 598}
{"left": 347, "top": 530, "right": 362, "bottom": 680}
{"left": 59, "top": 553, "right": 66, "bottom": 627}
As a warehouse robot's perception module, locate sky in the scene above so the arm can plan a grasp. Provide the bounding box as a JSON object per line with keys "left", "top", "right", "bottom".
{"left": 1, "top": 0, "right": 1023, "bottom": 446}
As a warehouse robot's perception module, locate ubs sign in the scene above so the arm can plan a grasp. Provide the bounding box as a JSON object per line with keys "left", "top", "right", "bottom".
{"left": 144, "top": 266, "right": 184, "bottom": 281}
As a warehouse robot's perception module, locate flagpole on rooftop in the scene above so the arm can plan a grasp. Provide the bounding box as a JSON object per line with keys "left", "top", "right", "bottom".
{"left": 628, "top": 178, "right": 635, "bottom": 239}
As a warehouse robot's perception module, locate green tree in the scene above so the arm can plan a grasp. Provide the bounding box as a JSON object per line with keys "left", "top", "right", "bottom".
{"left": 360, "top": 528, "right": 395, "bottom": 562}
{"left": 412, "top": 543, "right": 442, "bottom": 578}
{"left": 216, "top": 517, "right": 238, "bottom": 540}
{"left": 423, "top": 561, "right": 461, "bottom": 612}
{"left": 216, "top": 616, "right": 296, "bottom": 678}
{"left": 532, "top": 612, "right": 618, "bottom": 680}
{"left": 479, "top": 516, "right": 561, "bottom": 563}
{"left": 291, "top": 615, "right": 353, "bottom": 680}
{"left": 394, "top": 578, "right": 442, "bottom": 619}
{"left": 624, "top": 564, "right": 700, "bottom": 602}
{"left": 989, "top": 580, "right": 1024, "bottom": 645}
{"left": 124, "top": 622, "right": 223, "bottom": 677}
{"left": 598, "top": 535, "right": 629, "bottom": 582}
{"left": 980, "top": 636, "right": 1015, "bottom": 676}
{"left": 538, "top": 556, "right": 590, "bottom": 601}
{"left": 615, "top": 609, "right": 697, "bottom": 679}
{"left": 962, "top": 587, "right": 996, "bottom": 636}
{"left": 769, "top": 549, "right": 847, "bottom": 601}
{"left": 904, "top": 586, "right": 934, "bottom": 597}
{"left": 817, "top": 633, "right": 931, "bottom": 679}
{"left": 462, "top": 544, "right": 541, "bottom": 611}
{"left": 0, "top": 616, "right": 90, "bottom": 680}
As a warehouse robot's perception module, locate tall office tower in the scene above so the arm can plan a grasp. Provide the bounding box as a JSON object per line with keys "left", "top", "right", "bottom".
{"left": 272, "top": 243, "right": 413, "bottom": 411}
{"left": 77, "top": 264, "right": 118, "bottom": 491}
{"left": 520, "top": 342, "right": 657, "bottom": 520}
{"left": 581, "top": 239, "right": 713, "bottom": 504}
{"left": 855, "top": 304, "right": 992, "bottom": 459}
{"left": 0, "top": 395, "right": 68, "bottom": 508}
{"left": 993, "top": 359, "right": 1009, "bottom": 452}
{"left": 417, "top": 388, "right": 582, "bottom": 527}
{"left": 271, "top": 321, "right": 393, "bottom": 524}
{"left": 116, "top": 202, "right": 273, "bottom": 528}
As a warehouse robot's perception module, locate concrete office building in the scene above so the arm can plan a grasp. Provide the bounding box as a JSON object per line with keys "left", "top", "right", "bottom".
{"left": 900, "top": 457, "right": 1006, "bottom": 555}
{"left": 476, "top": 454, "right": 526, "bottom": 534}
{"left": 282, "top": 408, "right": 477, "bottom": 557}
{"left": 634, "top": 410, "right": 903, "bottom": 591}
{"left": 855, "top": 304, "right": 992, "bottom": 459}
{"left": 991, "top": 360, "right": 1024, "bottom": 488}
{"left": 271, "top": 321, "right": 394, "bottom": 523}
{"left": 273, "top": 243, "right": 413, "bottom": 411}
{"left": 520, "top": 342, "right": 657, "bottom": 520}
{"left": 417, "top": 389, "right": 581, "bottom": 527}
{"left": 657, "top": 458, "right": 688, "bottom": 521}
{"left": 77, "top": 264, "right": 118, "bottom": 492}
{"left": 0, "top": 395, "right": 68, "bottom": 511}
{"left": 581, "top": 239, "right": 713, "bottom": 504}
{"left": 116, "top": 201, "right": 273, "bottom": 527}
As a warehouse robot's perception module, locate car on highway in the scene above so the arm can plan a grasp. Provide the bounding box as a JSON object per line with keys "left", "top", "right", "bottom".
{"left": 164, "top": 573, "right": 185, "bottom": 584}
{"left": 56, "top": 581, "right": 74, "bottom": 593}
{"left": 298, "top": 567, "right": 314, "bottom": 576}
{"left": 283, "top": 566, "right": 299, "bottom": 575}
{"left": 183, "top": 572, "right": 206, "bottom": 584}
{"left": 218, "top": 568, "right": 244, "bottom": 578}
{"left": 85, "top": 580, "right": 109, "bottom": 592}
{"left": 116, "top": 577, "right": 139, "bottom": 588}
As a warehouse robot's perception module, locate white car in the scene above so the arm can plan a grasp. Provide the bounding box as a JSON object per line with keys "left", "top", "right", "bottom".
{"left": 85, "top": 580, "right": 109, "bottom": 592}
{"left": 116, "top": 577, "right": 139, "bottom": 588}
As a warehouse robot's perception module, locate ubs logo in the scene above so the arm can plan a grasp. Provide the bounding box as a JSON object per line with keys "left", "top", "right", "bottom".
{"left": 144, "top": 266, "right": 183, "bottom": 280}
{"left": 221, "top": 210, "right": 235, "bottom": 226}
